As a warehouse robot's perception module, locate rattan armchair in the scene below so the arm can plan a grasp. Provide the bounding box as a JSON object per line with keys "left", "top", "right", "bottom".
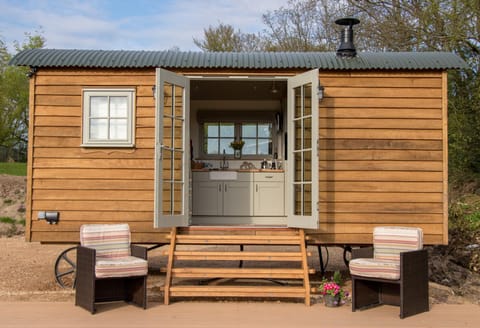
{"left": 75, "top": 224, "right": 148, "bottom": 314}
{"left": 349, "top": 226, "right": 429, "bottom": 319}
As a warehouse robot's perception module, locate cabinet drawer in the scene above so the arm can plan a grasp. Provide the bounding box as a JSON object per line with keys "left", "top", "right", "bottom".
{"left": 254, "top": 172, "right": 284, "bottom": 182}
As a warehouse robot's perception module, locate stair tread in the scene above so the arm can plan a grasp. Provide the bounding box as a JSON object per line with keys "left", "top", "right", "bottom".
{"left": 171, "top": 267, "right": 304, "bottom": 279}
{"left": 170, "top": 285, "right": 305, "bottom": 291}
{"left": 173, "top": 250, "right": 302, "bottom": 261}
{"left": 169, "top": 285, "right": 306, "bottom": 298}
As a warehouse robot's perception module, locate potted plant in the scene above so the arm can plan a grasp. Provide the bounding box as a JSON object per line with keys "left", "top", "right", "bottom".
{"left": 318, "top": 271, "right": 349, "bottom": 307}
{"left": 230, "top": 140, "right": 245, "bottom": 159}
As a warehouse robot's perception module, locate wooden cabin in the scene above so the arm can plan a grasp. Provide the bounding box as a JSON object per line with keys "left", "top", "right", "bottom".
{"left": 10, "top": 49, "right": 465, "bottom": 246}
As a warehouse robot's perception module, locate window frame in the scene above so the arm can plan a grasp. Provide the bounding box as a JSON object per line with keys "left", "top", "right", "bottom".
{"left": 82, "top": 88, "right": 136, "bottom": 147}
{"left": 198, "top": 111, "right": 276, "bottom": 159}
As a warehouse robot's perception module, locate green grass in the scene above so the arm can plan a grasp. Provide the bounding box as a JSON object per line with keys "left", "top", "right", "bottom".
{"left": 0, "top": 217, "right": 16, "bottom": 224}
{"left": 0, "top": 162, "right": 27, "bottom": 176}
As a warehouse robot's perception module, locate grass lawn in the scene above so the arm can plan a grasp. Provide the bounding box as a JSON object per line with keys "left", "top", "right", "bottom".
{"left": 0, "top": 162, "right": 27, "bottom": 176}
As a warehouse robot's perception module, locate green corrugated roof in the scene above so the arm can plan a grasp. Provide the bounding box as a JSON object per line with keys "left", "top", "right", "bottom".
{"left": 9, "top": 48, "right": 467, "bottom": 70}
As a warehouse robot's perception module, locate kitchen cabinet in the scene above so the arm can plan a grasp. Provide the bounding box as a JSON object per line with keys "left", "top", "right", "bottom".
{"left": 253, "top": 172, "right": 285, "bottom": 216}
{"left": 192, "top": 172, "right": 253, "bottom": 216}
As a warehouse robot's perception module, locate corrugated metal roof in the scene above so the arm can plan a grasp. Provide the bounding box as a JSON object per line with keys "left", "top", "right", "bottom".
{"left": 9, "top": 48, "right": 467, "bottom": 70}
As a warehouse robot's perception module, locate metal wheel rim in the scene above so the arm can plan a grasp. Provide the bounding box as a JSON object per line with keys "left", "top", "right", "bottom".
{"left": 54, "top": 246, "right": 77, "bottom": 289}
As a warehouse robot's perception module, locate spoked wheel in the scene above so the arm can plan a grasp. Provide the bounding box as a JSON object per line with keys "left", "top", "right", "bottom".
{"left": 54, "top": 246, "right": 77, "bottom": 289}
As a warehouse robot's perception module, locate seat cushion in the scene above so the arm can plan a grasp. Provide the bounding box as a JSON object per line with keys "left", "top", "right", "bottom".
{"left": 349, "top": 258, "right": 400, "bottom": 280}
{"left": 373, "top": 226, "right": 423, "bottom": 262}
{"left": 80, "top": 224, "right": 131, "bottom": 259}
{"left": 95, "top": 256, "right": 148, "bottom": 278}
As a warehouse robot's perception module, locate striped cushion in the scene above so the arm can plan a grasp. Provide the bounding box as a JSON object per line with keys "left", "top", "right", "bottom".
{"left": 95, "top": 256, "right": 148, "bottom": 278}
{"left": 80, "top": 224, "right": 131, "bottom": 259}
{"left": 373, "top": 226, "right": 423, "bottom": 262}
{"left": 349, "top": 258, "right": 400, "bottom": 280}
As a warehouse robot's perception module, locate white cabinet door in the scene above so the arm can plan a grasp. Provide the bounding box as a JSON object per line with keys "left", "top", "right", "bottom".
{"left": 192, "top": 181, "right": 222, "bottom": 215}
{"left": 254, "top": 181, "right": 285, "bottom": 216}
{"left": 223, "top": 181, "right": 254, "bottom": 216}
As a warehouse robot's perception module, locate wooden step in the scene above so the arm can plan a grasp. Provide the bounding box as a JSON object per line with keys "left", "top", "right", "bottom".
{"left": 163, "top": 227, "right": 311, "bottom": 305}
{"left": 170, "top": 267, "right": 305, "bottom": 279}
{"left": 169, "top": 285, "right": 307, "bottom": 298}
{"left": 172, "top": 251, "right": 303, "bottom": 261}
{"left": 174, "top": 234, "right": 301, "bottom": 245}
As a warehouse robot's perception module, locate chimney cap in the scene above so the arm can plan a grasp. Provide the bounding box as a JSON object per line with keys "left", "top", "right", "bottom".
{"left": 335, "top": 17, "right": 360, "bottom": 26}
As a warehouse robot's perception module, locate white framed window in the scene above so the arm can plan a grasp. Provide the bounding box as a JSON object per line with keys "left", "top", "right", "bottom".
{"left": 82, "top": 89, "right": 135, "bottom": 147}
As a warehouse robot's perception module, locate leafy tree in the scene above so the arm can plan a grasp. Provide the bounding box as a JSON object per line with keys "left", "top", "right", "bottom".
{"left": 0, "top": 31, "right": 45, "bottom": 161}
{"left": 349, "top": 0, "right": 480, "bottom": 180}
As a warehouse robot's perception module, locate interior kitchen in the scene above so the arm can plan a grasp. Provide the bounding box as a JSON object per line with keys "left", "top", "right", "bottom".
{"left": 189, "top": 79, "right": 288, "bottom": 226}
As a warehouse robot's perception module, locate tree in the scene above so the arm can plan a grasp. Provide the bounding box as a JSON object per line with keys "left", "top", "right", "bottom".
{"left": 261, "top": 0, "right": 345, "bottom": 51}
{"left": 193, "top": 23, "right": 262, "bottom": 52}
{"left": 348, "top": 0, "right": 480, "bottom": 178}
{"left": 0, "top": 31, "right": 45, "bottom": 161}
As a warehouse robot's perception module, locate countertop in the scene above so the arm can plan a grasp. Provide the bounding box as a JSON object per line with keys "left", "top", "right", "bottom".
{"left": 192, "top": 169, "right": 284, "bottom": 173}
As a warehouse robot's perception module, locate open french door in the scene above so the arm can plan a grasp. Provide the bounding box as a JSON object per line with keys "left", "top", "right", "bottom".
{"left": 154, "top": 69, "right": 190, "bottom": 228}
{"left": 286, "top": 69, "right": 320, "bottom": 229}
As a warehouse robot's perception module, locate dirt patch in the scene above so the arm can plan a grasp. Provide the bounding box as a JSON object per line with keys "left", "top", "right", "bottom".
{"left": 0, "top": 174, "right": 26, "bottom": 237}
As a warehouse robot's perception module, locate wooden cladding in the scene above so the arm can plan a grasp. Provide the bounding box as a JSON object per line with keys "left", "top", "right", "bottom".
{"left": 315, "top": 70, "right": 446, "bottom": 244}
{"left": 27, "top": 68, "right": 447, "bottom": 245}
{"left": 28, "top": 69, "right": 157, "bottom": 242}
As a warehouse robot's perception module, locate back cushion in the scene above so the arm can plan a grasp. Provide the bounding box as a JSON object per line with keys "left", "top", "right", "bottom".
{"left": 373, "top": 226, "right": 423, "bottom": 262}
{"left": 80, "top": 224, "right": 130, "bottom": 259}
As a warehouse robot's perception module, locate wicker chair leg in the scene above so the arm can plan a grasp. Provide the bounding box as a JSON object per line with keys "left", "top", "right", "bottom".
{"left": 127, "top": 276, "right": 147, "bottom": 309}
{"left": 352, "top": 277, "right": 382, "bottom": 311}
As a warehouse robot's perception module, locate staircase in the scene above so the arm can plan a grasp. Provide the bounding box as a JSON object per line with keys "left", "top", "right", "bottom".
{"left": 162, "top": 227, "right": 313, "bottom": 305}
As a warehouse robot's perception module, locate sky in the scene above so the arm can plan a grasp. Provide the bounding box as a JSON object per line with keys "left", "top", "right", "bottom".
{"left": 0, "top": 0, "right": 290, "bottom": 52}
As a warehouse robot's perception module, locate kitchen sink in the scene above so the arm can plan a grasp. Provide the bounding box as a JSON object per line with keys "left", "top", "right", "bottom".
{"left": 209, "top": 170, "right": 238, "bottom": 180}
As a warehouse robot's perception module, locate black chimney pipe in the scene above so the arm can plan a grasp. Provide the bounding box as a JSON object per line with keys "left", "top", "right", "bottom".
{"left": 335, "top": 17, "right": 360, "bottom": 58}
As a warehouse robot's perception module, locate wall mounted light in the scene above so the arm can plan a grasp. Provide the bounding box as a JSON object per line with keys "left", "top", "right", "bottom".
{"left": 317, "top": 85, "right": 325, "bottom": 100}
{"left": 26, "top": 67, "right": 38, "bottom": 78}
{"left": 152, "top": 85, "right": 156, "bottom": 98}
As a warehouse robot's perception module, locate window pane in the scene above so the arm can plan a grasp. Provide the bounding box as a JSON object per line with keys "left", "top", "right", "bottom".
{"left": 110, "top": 118, "right": 128, "bottom": 140}
{"left": 110, "top": 96, "right": 128, "bottom": 117}
{"left": 242, "top": 124, "right": 256, "bottom": 138}
{"left": 258, "top": 124, "right": 272, "bottom": 138}
{"left": 205, "top": 123, "right": 218, "bottom": 137}
{"left": 258, "top": 139, "right": 270, "bottom": 155}
{"left": 90, "top": 96, "right": 108, "bottom": 117}
{"left": 242, "top": 139, "right": 256, "bottom": 154}
{"left": 220, "top": 138, "right": 234, "bottom": 154}
{"left": 304, "top": 83, "right": 312, "bottom": 116}
{"left": 90, "top": 118, "right": 108, "bottom": 139}
{"left": 206, "top": 139, "right": 218, "bottom": 154}
{"left": 220, "top": 123, "right": 234, "bottom": 137}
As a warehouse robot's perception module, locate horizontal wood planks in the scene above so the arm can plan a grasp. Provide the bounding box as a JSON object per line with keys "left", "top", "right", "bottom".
{"left": 313, "top": 70, "right": 447, "bottom": 245}
{"left": 29, "top": 68, "right": 161, "bottom": 242}
{"left": 27, "top": 68, "right": 447, "bottom": 245}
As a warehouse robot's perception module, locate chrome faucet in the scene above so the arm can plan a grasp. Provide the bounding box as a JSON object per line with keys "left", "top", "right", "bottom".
{"left": 221, "top": 149, "right": 229, "bottom": 169}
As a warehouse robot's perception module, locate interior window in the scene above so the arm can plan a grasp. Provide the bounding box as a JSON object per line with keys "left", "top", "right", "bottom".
{"left": 203, "top": 123, "right": 235, "bottom": 155}
{"left": 202, "top": 121, "right": 273, "bottom": 157}
{"left": 241, "top": 123, "right": 273, "bottom": 155}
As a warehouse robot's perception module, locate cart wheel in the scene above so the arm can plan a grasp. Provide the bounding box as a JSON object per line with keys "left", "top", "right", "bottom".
{"left": 342, "top": 245, "right": 352, "bottom": 267}
{"left": 55, "top": 246, "right": 77, "bottom": 289}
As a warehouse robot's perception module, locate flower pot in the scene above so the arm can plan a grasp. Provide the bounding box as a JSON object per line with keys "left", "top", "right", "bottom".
{"left": 234, "top": 149, "right": 241, "bottom": 159}
{"left": 324, "top": 294, "right": 341, "bottom": 307}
